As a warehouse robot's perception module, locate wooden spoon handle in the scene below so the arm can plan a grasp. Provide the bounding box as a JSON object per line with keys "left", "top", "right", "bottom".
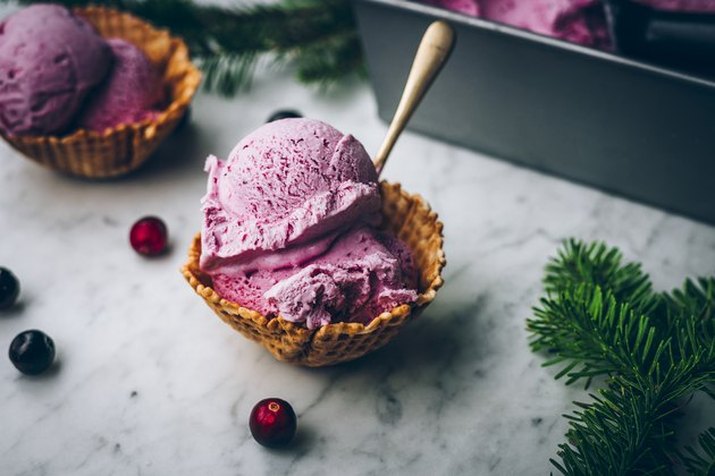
{"left": 373, "top": 21, "right": 455, "bottom": 175}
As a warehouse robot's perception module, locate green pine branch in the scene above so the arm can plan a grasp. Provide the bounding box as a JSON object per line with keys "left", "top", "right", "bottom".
{"left": 528, "top": 240, "right": 715, "bottom": 475}
{"left": 1, "top": 0, "right": 363, "bottom": 95}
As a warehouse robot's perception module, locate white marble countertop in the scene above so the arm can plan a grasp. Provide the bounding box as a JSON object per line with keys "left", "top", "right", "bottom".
{"left": 1, "top": 66, "right": 715, "bottom": 475}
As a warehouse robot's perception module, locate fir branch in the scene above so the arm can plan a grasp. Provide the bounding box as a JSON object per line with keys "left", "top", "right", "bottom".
{"left": 293, "top": 29, "right": 366, "bottom": 86}
{"left": 529, "top": 240, "right": 715, "bottom": 475}
{"left": 553, "top": 381, "right": 678, "bottom": 475}
{"left": 1, "top": 0, "right": 363, "bottom": 95}
{"left": 543, "top": 239, "right": 660, "bottom": 316}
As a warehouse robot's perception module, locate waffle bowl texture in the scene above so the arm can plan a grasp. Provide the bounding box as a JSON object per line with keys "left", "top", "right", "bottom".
{"left": 182, "top": 181, "right": 446, "bottom": 367}
{"left": 0, "top": 6, "right": 201, "bottom": 179}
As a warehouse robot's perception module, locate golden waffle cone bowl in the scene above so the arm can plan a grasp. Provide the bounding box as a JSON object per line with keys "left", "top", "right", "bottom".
{"left": 182, "top": 181, "right": 446, "bottom": 367}
{"left": 0, "top": 6, "right": 201, "bottom": 179}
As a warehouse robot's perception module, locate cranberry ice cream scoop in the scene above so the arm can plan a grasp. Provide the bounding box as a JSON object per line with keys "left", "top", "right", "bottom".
{"left": 0, "top": 4, "right": 112, "bottom": 135}
{"left": 200, "top": 118, "right": 381, "bottom": 272}
{"left": 210, "top": 226, "right": 418, "bottom": 329}
{"left": 199, "top": 118, "right": 418, "bottom": 329}
{"left": 78, "top": 38, "right": 163, "bottom": 132}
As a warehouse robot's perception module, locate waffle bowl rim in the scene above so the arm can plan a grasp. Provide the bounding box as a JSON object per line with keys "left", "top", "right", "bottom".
{"left": 181, "top": 181, "right": 446, "bottom": 354}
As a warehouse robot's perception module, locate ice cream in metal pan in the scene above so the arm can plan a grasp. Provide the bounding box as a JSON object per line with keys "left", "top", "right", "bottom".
{"left": 422, "top": 0, "right": 715, "bottom": 69}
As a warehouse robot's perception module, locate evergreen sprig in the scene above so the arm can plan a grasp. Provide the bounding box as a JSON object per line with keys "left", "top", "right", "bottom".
{"left": 2, "top": 0, "right": 362, "bottom": 95}
{"left": 528, "top": 239, "right": 715, "bottom": 475}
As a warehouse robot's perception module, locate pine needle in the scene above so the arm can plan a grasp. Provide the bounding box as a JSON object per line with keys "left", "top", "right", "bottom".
{"left": 529, "top": 240, "right": 715, "bottom": 475}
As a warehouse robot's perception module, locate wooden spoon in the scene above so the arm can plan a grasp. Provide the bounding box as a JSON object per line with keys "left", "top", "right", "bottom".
{"left": 373, "top": 21, "right": 456, "bottom": 175}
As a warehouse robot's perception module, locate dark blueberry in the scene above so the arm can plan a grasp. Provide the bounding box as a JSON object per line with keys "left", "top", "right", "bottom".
{"left": 0, "top": 267, "right": 20, "bottom": 310}
{"left": 266, "top": 110, "right": 302, "bottom": 123}
{"left": 249, "top": 398, "right": 297, "bottom": 448}
{"left": 9, "top": 330, "right": 55, "bottom": 375}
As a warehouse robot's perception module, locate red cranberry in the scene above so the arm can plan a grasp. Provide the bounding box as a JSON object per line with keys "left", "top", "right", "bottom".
{"left": 249, "top": 398, "right": 297, "bottom": 448}
{"left": 130, "top": 217, "right": 168, "bottom": 256}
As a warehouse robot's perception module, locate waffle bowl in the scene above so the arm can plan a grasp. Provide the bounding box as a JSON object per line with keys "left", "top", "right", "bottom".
{"left": 182, "top": 181, "right": 446, "bottom": 367}
{"left": 0, "top": 6, "right": 201, "bottom": 179}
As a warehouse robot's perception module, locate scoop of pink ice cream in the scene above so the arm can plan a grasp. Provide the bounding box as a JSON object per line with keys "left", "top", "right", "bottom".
{"left": 211, "top": 227, "right": 418, "bottom": 329}
{"left": 0, "top": 4, "right": 112, "bottom": 135}
{"left": 78, "top": 38, "right": 163, "bottom": 132}
{"left": 200, "top": 118, "right": 418, "bottom": 329}
{"left": 200, "top": 118, "right": 381, "bottom": 271}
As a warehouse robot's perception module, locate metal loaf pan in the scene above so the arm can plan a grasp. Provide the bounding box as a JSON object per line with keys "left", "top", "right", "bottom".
{"left": 352, "top": 0, "right": 715, "bottom": 224}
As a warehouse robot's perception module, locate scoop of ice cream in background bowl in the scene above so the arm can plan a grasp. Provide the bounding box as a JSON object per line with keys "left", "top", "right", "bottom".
{"left": 77, "top": 38, "right": 166, "bottom": 133}
{"left": 0, "top": 4, "right": 112, "bottom": 136}
{"left": 182, "top": 22, "right": 452, "bottom": 366}
{"left": 0, "top": 4, "right": 201, "bottom": 179}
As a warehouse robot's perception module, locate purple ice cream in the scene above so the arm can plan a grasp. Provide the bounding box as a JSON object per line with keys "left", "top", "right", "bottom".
{"left": 200, "top": 118, "right": 418, "bottom": 329}
{"left": 78, "top": 38, "right": 163, "bottom": 132}
{"left": 423, "top": 0, "right": 610, "bottom": 49}
{"left": 0, "top": 4, "right": 112, "bottom": 135}
{"left": 423, "top": 0, "right": 715, "bottom": 49}
{"left": 200, "top": 118, "right": 382, "bottom": 271}
{"left": 211, "top": 227, "right": 418, "bottom": 329}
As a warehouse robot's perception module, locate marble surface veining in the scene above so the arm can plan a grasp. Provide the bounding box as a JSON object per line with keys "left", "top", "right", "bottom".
{"left": 1, "top": 62, "right": 715, "bottom": 476}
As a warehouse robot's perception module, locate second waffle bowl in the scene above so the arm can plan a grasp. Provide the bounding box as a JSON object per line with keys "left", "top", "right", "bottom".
{"left": 182, "top": 181, "right": 445, "bottom": 367}
{"left": 0, "top": 6, "right": 201, "bottom": 179}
